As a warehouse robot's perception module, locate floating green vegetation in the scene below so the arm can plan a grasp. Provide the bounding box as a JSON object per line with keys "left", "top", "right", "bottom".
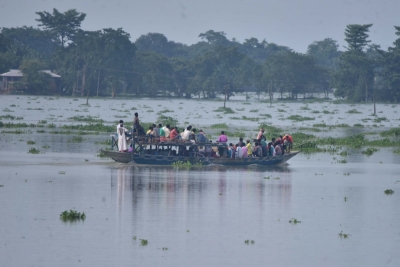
{"left": 337, "top": 159, "right": 347, "bottom": 164}
{"left": 2, "top": 108, "right": 13, "bottom": 112}
{"left": 291, "top": 132, "right": 316, "bottom": 143}
{"left": 259, "top": 113, "right": 272, "bottom": 118}
{"left": 242, "top": 102, "right": 251, "bottom": 105}
{"left": 374, "top": 117, "right": 388, "bottom": 123}
{"left": 300, "top": 106, "right": 311, "bottom": 110}
{"left": 68, "top": 115, "right": 103, "bottom": 123}
{"left": 70, "top": 136, "right": 84, "bottom": 142}
{"left": 338, "top": 231, "right": 349, "bottom": 238}
{"left": 286, "top": 115, "right": 315, "bottom": 121}
{"left": 289, "top": 218, "right": 301, "bottom": 224}
{"left": 229, "top": 131, "right": 246, "bottom": 138}
{"left": 298, "top": 127, "right": 321, "bottom": 132}
{"left": 347, "top": 109, "right": 361, "bottom": 114}
{"left": 263, "top": 176, "right": 271, "bottom": 179}
{"left": 157, "top": 109, "right": 173, "bottom": 115}
{"left": 27, "top": 108, "right": 43, "bottom": 110}
{"left": 0, "top": 114, "right": 23, "bottom": 120}
{"left": 58, "top": 171, "right": 65, "bottom": 174}
{"left": 140, "top": 239, "right": 148, "bottom": 246}
{"left": 380, "top": 128, "right": 400, "bottom": 137}
{"left": 339, "top": 151, "right": 348, "bottom": 157}
{"left": 230, "top": 116, "right": 259, "bottom": 122}
{"left": 61, "top": 123, "right": 114, "bottom": 132}
{"left": 28, "top": 148, "right": 40, "bottom": 154}
{"left": 313, "top": 123, "right": 349, "bottom": 128}
{"left": 9, "top": 104, "right": 16, "bottom": 107}
{"left": 249, "top": 109, "right": 259, "bottom": 112}
{"left": 384, "top": 189, "right": 394, "bottom": 195}
{"left": 0, "top": 122, "right": 43, "bottom": 128}
{"left": 162, "top": 247, "right": 168, "bottom": 250}
{"left": 42, "top": 145, "right": 50, "bottom": 149}
{"left": 213, "top": 107, "right": 235, "bottom": 114}
{"left": 322, "top": 110, "right": 335, "bottom": 114}
{"left": 277, "top": 109, "right": 286, "bottom": 112}
{"left": 38, "top": 120, "right": 47, "bottom": 124}
{"left": 172, "top": 161, "right": 203, "bottom": 167}
{"left": 362, "top": 147, "right": 378, "bottom": 156}
{"left": 344, "top": 197, "right": 348, "bottom": 201}
{"left": 157, "top": 115, "right": 178, "bottom": 126}
{"left": 244, "top": 240, "right": 255, "bottom": 244}
{"left": 311, "top": 110, "right": 320, "bottom": 113}
{"left": 1, "top": 129, "right": 31, "bottom": 134}
{"left": 353, "top": 123, "right": 364, "bottom": 127}
{"left": 97, "top": 150, "right": 109, "bottom": 158}
{"left": 210, "top": 123, "right": 229, "bottom": 129}
{"left": 27, "top": 140, "right": 36, "bottom": 145}
{"left": 60, "top": 210, "right": 86, "bottom": 222}
{"left": 236, "top": 108, "right": 245, "bottom": 111}
{"left": 394, "top": 150, "right": 400, "bottom": 154}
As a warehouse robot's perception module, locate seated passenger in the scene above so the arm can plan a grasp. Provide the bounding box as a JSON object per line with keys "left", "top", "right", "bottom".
{"left": 197, "top": 129, "right": 208, "bottom": 143}
{"left": 241, "top": 144, "right": 248, "bottom": 158}
{"left": 236, "top": 144, "right": 242, "bottom": 158}
{"left": 182, "top": 125, "right": 192, "bottom": 141}
{"left": 275, "top": 144, "right": 282, "bottom": 155}
{"left": 237, "top": 137, "right": 245, "bottom": 147}
{"left": 189, "top": 128, "right": 197, "bottom": 143}
{"left": 159, "top": 127, "right": 167, "bottom": 142}
{"left": 163, "top": 124, "right": 171, "bottom": 141}
{"left": 170, "top": 127, "right": 180, "bottom": 141}
{"left": 230, "top": 143, "right": 236, "bottom": 159}
{"left": 252, "top": 142, "right": 263, "bottom": 157}
{"left": 198, "top": 146, "right": 205, "bottom": 157}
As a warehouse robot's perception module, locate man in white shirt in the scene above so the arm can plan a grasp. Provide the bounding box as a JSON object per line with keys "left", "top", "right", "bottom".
{"left": 163, "top": 124, "right": 171, "bottom": 139}
{"left": 182, "top": 125, "right": 192, "bottom": 141}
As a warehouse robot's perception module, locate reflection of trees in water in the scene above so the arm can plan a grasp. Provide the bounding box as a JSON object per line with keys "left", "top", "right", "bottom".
{"left": 110, "top": 165, "right": 293, "bottom": 213}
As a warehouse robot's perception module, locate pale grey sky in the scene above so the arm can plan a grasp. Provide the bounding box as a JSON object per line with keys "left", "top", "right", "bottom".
{"left": 0, "top": 0, "right": 399, "bottom": 52}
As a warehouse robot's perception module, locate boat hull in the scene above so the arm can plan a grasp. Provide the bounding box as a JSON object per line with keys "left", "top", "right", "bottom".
{"left": 101, "top": 149, "right": 299, "bottom": 166}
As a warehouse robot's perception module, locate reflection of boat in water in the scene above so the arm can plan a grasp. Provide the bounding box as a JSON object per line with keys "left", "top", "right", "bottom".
{"left": 101, "top": 136, "right": 299, "bottom": 166}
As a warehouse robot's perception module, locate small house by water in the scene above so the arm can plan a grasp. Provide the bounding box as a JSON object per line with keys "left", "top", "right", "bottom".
{"left": 0, "top": 69, "right": 61, "bottom": 94}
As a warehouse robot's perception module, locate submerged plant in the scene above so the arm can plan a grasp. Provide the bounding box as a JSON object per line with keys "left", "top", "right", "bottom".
{"left": 362, "top": 147, "right": 378, "bottom": 156}
{"left": 289, "top": 218, "right": 301, "bottom": 224}
{"left": 140, "top": 239, "right": 148, "bottom": 246}
{"left": 28, "top": 148, "right": 40, "bottom": 154}
{"left": 60, "top": 210, "right": 86, "bottom": 222}
{"left": 338, "top": 231, "right": 349, "bottom": 238}
{"left": 286, "top": 115, "right": 315, "bottom": 121}
{"left": 27, "top": 140, "right": 36, "bottom": 145}
{"left": 384, "top": 189, "right": 394, "bottom": 195}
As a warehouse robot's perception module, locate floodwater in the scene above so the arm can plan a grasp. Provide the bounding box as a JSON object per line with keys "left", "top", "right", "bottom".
{"left": 0, "top": 95, "right": 399, "bottom": 267}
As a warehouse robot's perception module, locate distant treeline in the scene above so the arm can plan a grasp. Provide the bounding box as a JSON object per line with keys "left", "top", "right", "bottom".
{"left": 1, "top": 8, "right": 399, "bottom": 102}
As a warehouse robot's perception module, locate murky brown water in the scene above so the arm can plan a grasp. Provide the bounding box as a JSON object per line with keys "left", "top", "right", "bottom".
{"left": 0, "top": 95, "right": 399, "bottom": 267}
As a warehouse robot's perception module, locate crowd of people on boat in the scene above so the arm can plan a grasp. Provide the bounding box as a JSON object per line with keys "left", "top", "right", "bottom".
{"left": 116, "top": 112, "right": 293, "bottom": 157}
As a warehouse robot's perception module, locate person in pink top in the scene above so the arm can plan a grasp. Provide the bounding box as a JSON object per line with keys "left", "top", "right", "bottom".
{"left": 241, "top": 144, "right": 248, "bottom": 158}
{"left": 217, "top": 131, "right": 228, "bottom": 143}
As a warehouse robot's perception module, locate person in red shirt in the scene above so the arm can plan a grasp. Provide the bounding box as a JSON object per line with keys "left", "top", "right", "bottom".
{"left": 283, "top": 134, "right": 293, "bottom": 152}
{"left": 169, "top": 127, "right": 179, "bottom": 141}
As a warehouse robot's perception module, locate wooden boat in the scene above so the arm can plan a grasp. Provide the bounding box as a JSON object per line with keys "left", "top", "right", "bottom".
{"left": 100, "top": 136, "right": 299, "bottom": 166}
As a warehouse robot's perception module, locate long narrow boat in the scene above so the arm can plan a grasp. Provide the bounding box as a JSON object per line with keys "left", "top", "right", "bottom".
{"left": 100, "top": 136, "right": 299, "bottom": 166}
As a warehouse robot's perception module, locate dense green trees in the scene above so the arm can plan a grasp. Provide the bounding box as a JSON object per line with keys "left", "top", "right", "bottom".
{"left": 333, "top": 24, "right": 375, "bottom": 102}
{"left": 1, "top": 9, "right": 400, "bottom": 102}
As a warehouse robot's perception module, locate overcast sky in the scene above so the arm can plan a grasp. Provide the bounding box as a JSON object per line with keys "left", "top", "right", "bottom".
{"left": 0, "top": 0, "right": 399, "bottom": 53}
